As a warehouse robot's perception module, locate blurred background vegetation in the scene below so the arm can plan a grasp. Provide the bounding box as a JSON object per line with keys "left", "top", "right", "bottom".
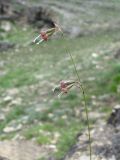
{"left": 0, "top": 0, "right": 120, "bottom": 159}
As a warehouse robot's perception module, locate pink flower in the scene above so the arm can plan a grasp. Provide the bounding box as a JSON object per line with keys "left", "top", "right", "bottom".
{"left": 53, "top": 80, "right": 80, "bottom": 98}
{"left": 33, "top": 23, "right": 62, "bottom": 44}
{"left": 60, "top": 81, "right": 68, "bottom": 93}
{"left": 40, "top": 31, "right": 48, "bottom": 41}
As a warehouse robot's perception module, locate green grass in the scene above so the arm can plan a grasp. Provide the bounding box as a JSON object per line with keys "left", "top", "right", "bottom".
{"left": 99, "top": 63, "right": 120, "bottom": 93}
{"left": 0, "top": 105, "right": 25, "bottom": 133}
{"left": 0, "top": 68, "right": 37, "bottom": 88}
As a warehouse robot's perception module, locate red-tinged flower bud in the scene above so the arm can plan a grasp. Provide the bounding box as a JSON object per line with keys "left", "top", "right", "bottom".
{"left": 60, "top": 81, "right": 67, "bottom": 88}
{"left": 60, "top": 81, "right": 68, "bottom": 93}
{"left": 53, "top": 80, "right": 80, "bottom": 98}
{"left": 40, "top": 31, "right": 48, "bottom": 41}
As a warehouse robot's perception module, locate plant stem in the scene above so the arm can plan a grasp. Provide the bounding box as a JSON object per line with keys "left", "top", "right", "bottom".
{"left": 61, "top": 34, "right": 92, "bottom": 160}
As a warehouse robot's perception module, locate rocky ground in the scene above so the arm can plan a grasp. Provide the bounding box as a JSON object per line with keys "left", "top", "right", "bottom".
{"left": 0, "top": 105, "right": 117, "bottom": 160}
{"left": 64, "top": 106, "right": 120, "bottom": 160}
{"left": 1, "top": 0, "right": 120, "bottom": 37}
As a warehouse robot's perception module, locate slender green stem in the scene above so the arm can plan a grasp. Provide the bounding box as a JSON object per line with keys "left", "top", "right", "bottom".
{"left": 61, "top": 34, "right": 92, "bottom": 160}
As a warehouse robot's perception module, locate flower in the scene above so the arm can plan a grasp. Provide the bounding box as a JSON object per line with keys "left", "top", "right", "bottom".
{"left": 40, "top": 31, "right": 48, "bottom": 41}
{"left": 60, "top": 81, "right": 70, "bottom": 93}
{"left": 53, "top": 80, "right": 80, "bottom": 98}
{"left": 33, "top": 23, "right": 62, "bottom": 44}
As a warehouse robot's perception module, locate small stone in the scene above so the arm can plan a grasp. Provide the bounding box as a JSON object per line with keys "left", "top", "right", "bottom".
{"left": 48, "top": 145, "right": 57, "bottom": 152}
{"left": 10, "top": 98, "right": 22, "bottom": 105}
{"left": 51, "top": 132, "right": 60, "bottom": 144}
{"left": 3, "top": 96, "right": 12, "bottom": 102}
{"left": 0, "top": 71, "right": 7, "bottom": 77}
{"left": 80, "top": 155, "right": 90, "bottom": 160}
{"left": 3, "top": 124, "right": 22, "bottom": 133}
{"left": 0, "top": 114, "right": 5, "bottom": 121}
{"left": 87, "top": 77, "right": 96, "bottom": 81}
{"left": 114, "top": 104, "right": 120, "bottom": 110}
{"left": 1, "top": 22, "right": 11, "bottom": 32}
{"left": 61, "top": 115, "right": 67, "bottom": 120}
{"left": 19, "top": 116, "right": 29, "bottom": 124}
{"left": 48, "top": 113, "right": 54, "bottom": 118}
{"left": 6, "top": 88, "right": 19, "bottom": 96}
{"left": 12, "top": 134, "right": 24, "bottom": 140}
{"left": 92, "top": 53, "right": 98, "bottom": 58}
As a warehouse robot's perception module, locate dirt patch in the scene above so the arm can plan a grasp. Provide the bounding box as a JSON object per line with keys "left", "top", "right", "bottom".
{"left": 0, "top": 140, "right": 54, "bottom": 160}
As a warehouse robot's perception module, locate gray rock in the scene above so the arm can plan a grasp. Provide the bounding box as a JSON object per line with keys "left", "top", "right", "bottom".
{"left": 0, "top": 42, "right": 14, "bottom": 51}
{"left": 114, "top": 49, "right": 120, "bottom": 59}
{"left": 0, "top": 0, "right": 55, "bottom": 29}
{"left": 26, "top": 6, "right": 55, "bottom": 28}
{"left": 0, "top": 114, "right": 5, "bottom": 122}
{"left": 108, "top": 105, "right": 120, "bottom": 126}
{"left": 3, "top": 123, "right": 23, "bottom": 133}
{"left": 0, "top": 156, "right": 9, "bottom": 160}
